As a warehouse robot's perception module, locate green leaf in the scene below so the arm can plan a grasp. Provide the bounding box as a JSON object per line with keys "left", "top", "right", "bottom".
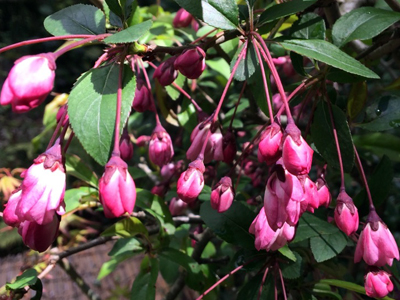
{"left": 64, "top": 187, "right": 96, "bottom": 213}
{"left": 101, "top": 217, "right": 148, "bottom": 238}
{"left": 97, "top": 251, "right": 135, "bottom": 280}
{"left": 259, "top": 0, "right": 316, "bottom": 25}
{"left": 353, "top": 133, "right": 400, "bottom": 162}
{"left": 320, "top": 279, "right": 394, "bottom": 300}
{"left": 198, "top": 185, "right": 212, "bottom": 201}
{"left": 158, "top": 247, "right": 202, "bottom": 275}
{"left": 145, "top": 195, "right": 175, "bottom": 235}
{"left": 44, "top": 4, "right": 106, "bottom": 36}
{"left": 104, "top": 20, "right": 153, "bottom": 44}
{"left": 207, "top": 58, "right": 231, "bottom": 80}
{"left": 237, "top": 274, "right": 264, "bottom": 300}
{"left": 278, "top": 245, "right": 297, "bottom": 262}
{"left": 358, "top": 95, "right": 400, "bottom": 131}
{"left": 293, "top": 213, "right": 340, "bottom": 244}
{"left": 108, "top": 237, "right": 143, "bottom": 257}
{"left": 250, "top": 60, "right": 272, "bottom": 116}
{"left": 291, "top": 13, "right": 326, "bottom": 40}
{"left": 311, "top": 101, "right": 354, "bottom": 173}
{"left": 281, "top": 251, "right": 302, "bottom": 279}
{"left": 174, "top": 0, "right": 239, "bottom": 30}
{"left": 135, "top": 188, "right": 154, "bottom": 208}
{"left": 6, "top": 269, "right": 38, "bottom": 290}
{"left": 347, "top": 81, "right": 367, "bottom": 120}
{"left": 326, "top": 67, "right": 365, "bottom": 83}
{"left": 232, "top": 42, "right": 258, "bottom": 81}
{"left": 105, "top": 0, "right": 135, "bottom": 21}
{"left": 310, "top": 230, "right": 347, "bottom": 262}
{"left": 65, "top": 154, "right": 98, "bottom": 187}
{"left": 279, "top": 39, "right": 379, "bottom": 79}
{"left": 290, "top": 51, "right": 307, "bottom": 76}
{"left": 177, "top": 99, "right": 197, "bottom": 132}
{"left": 165, "top": 72, "right": 185, "bottom": 101}
{"left": 68, "top": 64, "right": 136, "bottom": 166}
{"left": 200, "top": 201, "right": 256, "bottom": 249}
{"left": 332, "top": 7, "right": 400, "bottom": 47}
{"left": 130, "top": 256, "right": 159, "bottom": 300}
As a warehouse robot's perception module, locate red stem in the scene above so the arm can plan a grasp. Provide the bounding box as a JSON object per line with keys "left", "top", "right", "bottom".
{"left": 112, "top": 60, "right": 124, "bottom": 156}
{"left": 278, "top": 267, "right": 287, "bottom": 300}
{"left": 47, "top": 106, "right": 68, "bottom": 150}
{"left": 353, "top": 145, "right": 375, "bottom": 210}
{"left": 191, "top": 28, "right": 218, "bottom": 45}
{"left": 53, "top": 34, "right": 110, "bottom": 58}
{"left": 228, "top": 81, "right": 247, "bottom": 130}
{"left": 257, "top": 267, "right": 270, "bottom": 300}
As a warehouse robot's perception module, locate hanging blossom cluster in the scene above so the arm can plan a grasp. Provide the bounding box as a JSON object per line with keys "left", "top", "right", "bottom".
{"left": 0, "top": 4, "right": 399, "bottom": 299}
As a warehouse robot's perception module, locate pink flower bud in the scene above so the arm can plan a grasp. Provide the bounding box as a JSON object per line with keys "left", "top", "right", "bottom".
{"left": 174, "top": 47, "right": 206, "bottom": 79}
{"left": 205, "top": 132, "right": 224, "bottom": 163}
{"left": 153, "top": 56, "right": 178, "bottom": 86}
{"left": 169, "top": 197, "right": 188, "bottom": 216}
{"left": 149, "top": 124, "right": 174, "bottom": 167}
{"left": 136, "top": 135, "right": 151, "bottom": 147}
{"left": 364, "top": 270, "right": 393, "bottom": 298}
{"left": 316, "top": 178, "right": 332, "bottom": 207}
{"left": 187, "top": 121, "right": 212, "bottom": 161}
{"left": 301, "top": 176, "right": 319, "bottom": 213}
{"left": 210, "top": 177, "right": 234, "bottom": 213}
{"left": 264, "top": 165, "right": 305, "bottom": 230}
{"left": 177, "top": 159, "right": 205, "bottom": 203}
{"left": 257, "top": 123, "right": 283, "bottom": 165}
{"left": 222, "top": 130, "right": 236, "bottom": 164}
{"left": 16, "top": 143, "right": 66, "bottom": 225}
{"left": 18, "top": 213, "right": 60, "bottom": 252}
{"left": 1, "top": 53, "right": 56, "bottom": 113}
{"left": 56, "top": 104, "right": 69, "bottom": 126}
{"left": 173, "top": 8, "right": 193, "bottom": 28}
{"left": 355, "top": 210, "right": 399, "bottom": 267}
{"left": 151, "top": 184, "right": 168, "bottom": 197}
{"left": 132, "top": 79, "right": 153, "bottom": 112}
{"left": 120, "top": 129, "right": 134, "bottom": 162}
{"left": 3, "top": 189, "right": 22, "bottom": 227}
{"left": 334, "top": 191, "right": 359, "bottom": 236}
{"left": 99, "top": 156, "right": 136, "bottom": 218}
{"left": 282, "top": 124, "right": 313, "bottom": 175}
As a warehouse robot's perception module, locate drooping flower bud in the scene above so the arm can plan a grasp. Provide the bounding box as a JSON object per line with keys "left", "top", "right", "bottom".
{"left": 169, "top": 197, "right": 188, "bottom": 216}
{"left": 0, "top": 53, "right": 56, "bottom": 113}
{"left": 301, "top": 176, "right": 319, "bottom": 213}
{"left": 120, "top": 129, "right": 134, "bottom": 162}
{"left": 99, "top": 156, "right": 136, "bottom": 218}
{"left": 222, "top": 130, "right": 236, "bottom": 164}
{"left": 132, "top": 79, "right": 153, "bottom": 112}
{"left": 136, "top": 135, "right": 151, "bottom": 147}
{"left": 257, "top": 123, "right": 283, "bottom": 165}
{"left": 153, "top": 56, "right": 178, "bottom": 86}
{"left": 174, "top": 47, "right": 206, "bottom": 79}
{"left": 149, "top": 124, "right": 174, "bottom": 167}
{"left": 18, "top": 213, "right": 60, "bottom": 252}
{"left": 355, "top": 210, "right": 399, "bottom": 267}
{"left": 151, "top": 183, "right": 168, "bottom": 197}
{"left": 334, "top": 190, "right": 359, "bottom": 236}
{"left": 364, "top": 270, "right": 393, "bottom": 298}
{"left": 264, "top": 164, "right": 305, "bottom": 230}
{"left": 187, "top": 121, "right": 212, "bottom": 161}
{"left": 16, "top": 143, "right": 66, "bottom": 225}
{"left": 210, "top": 177, "right": 235, "bottom": 213}
{"left": 204, "top": 132, "right": 224, "bottom": 163}
{"left": 282, "top": 124, "right": 313, "bottom": 175}
{"left": 3, "top": 189, "right": 22, "bottom": 227}
{"left": 173, "top": 8, "right": 193, "bottom": 28}
{"left": 316, "top": 178, "right": 332, "bottom": 207}
{"left": 56, "top": 104, "right": 69, "bottom": 126}
{"left": 177, "top": 159, "right": 205, "bottom": 203}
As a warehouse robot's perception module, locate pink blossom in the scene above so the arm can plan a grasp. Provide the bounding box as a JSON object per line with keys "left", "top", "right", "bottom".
{"left": 205, "top": 132, "right": 224, "bottom": 163}
{"left": 364, "top": 270, "right": 393, "bottom": 298}
{"left": 149, "top": 124, "right": 174, "bottom": 167}
{"left": 334, "top": 191, "right": 359, "bottom": 236}
{"left": 174, "top": 47, "right": 206, "bottom": 79}
{"left": 120, "top": 129, "right": 134, "bottom": 162}
{"left": 153, "top": 56, "right": 178, "bottom": 86}
{"left": 3, "top": 189, "right": 22, "bottom": 227}
{"left": 99, "top": 156, "right": 136, "bottom": 218}
{"left": 0, "top": 53, "right": 56, "bottom": 113}
{"left": 132, "top": 78, "right": 153, "bottom": 112}
{"left": 257, "top": 123, "right": 283, "bottom": 165}
{"left": 169, "top": 197, "right": 188, "bottom": 216}
{"left": 177, "top": 159, "right": 205, "bottom": 203}
{"left": 355, "top": 211, "right": 399, "bottom": 267}
{"left": 16, "top": 143, "right": 66, "bottom": 225}
{"left": 210, "top": 177, "right": 234, "bottom": 213}
{"left": 301, "top": 177, "right": 319, "bottom": 213}
{"left": 187, "top": 121, "right": 212, "bottom": 161}
{"left": 173, "top": 8, "right": 193, "bottom": 28}
{"left": 316, "top": 178, "right": 332, "bottom": 207}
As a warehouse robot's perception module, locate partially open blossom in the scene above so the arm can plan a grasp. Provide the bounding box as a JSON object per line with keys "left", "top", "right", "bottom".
{"left": 257, "top": 123, "right": 283, "bottom": 165}
{"left": 169, "top": 197, "right": 188, "bottom": 216}
{"left": 1, "top": 53, "right": 56, "bottom": 113}
{"left": 3, "top": 189, "right": 22, "bottom": 227}
{"left": 149, "top": 124, "right": 174, "bottom": 167}
{"left": 120, "top": 129, "right": 134, "bottom": 162}
{"left": 132, "top": 79, "right": 153, "bottom": 112}
{"left": 174, "top": 47, "right": 206, "bottom": 79}
{"left": 301, "top": 177, "right": 319, "bottom": 213}
{"left": 334, "top": 190, "right": 359, "bottom": 236}
{"left": 153, "top": 56, "right": 178, "bottom": 86}
{"left": 365, "top": 270, "right": 393, "bottom": 298}
{"left": 264, "top": 165, "right": 305, "bottom": 230}
{"left": 187, "top": 121, "right": 212, "bottom": 161}
{"left": 355, "top": 210, "right": 399, "bottom": 267}
{"left": 177, "top": 159, "right": 205, "bottom": 203}
{"left": 173, "top": 8, "right": 193, "bottom": 28}
{"left": 222, "top": 130, "right": 236, "bottom": 164}
{"left": 316, "top": 178, "right": 331, "bottom": 207}
{"left": 99, "top": 156, "right": 136, "bottom": 218}
{"left": 18, "top": 213, "right": 60, "bottom": 252}
{"left": 282, "top": 124, "right": 313, "bottom": 175}
{"left": 16, "top": 143, "right": 66, "bottom": 225}
{"left": 210, "top": 177, "right": 234, "bottom": 213}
